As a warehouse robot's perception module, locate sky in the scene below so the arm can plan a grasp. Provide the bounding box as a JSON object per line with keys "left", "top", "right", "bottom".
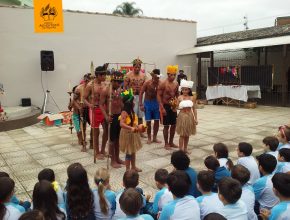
{"left": 62, "top": 0, "right": 290, "bottom": 37}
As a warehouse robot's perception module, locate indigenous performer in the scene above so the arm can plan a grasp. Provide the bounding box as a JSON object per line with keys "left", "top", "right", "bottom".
{"left": 139, "top": 69, "right": 162, "bottom": 144}
{"left": 100, "top": 71, "right": 125, "bottom": 168}
{"left": 123, "top": 58, "right": 146, "bottom": 137}
{"left": 76, "top": 73, "right": 92, "bottom": 149}
{"left": 176, "top": 79, "right": 198, "bottom": 153}
{"left": 84, "top": 66, "right": 107, "bottom": 160}
{"left": 68, "top": 86, "right": 85, "bottom": 151}
{"left": 157, "top": 65, "right": 179, "bottom": 150}
{"left": 119, "top": 88, "right": 143, "bottom": 172}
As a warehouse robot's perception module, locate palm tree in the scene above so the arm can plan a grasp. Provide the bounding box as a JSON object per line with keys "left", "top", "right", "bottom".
{"left": 113, "top": 2, "right": 143, "bottom": 17}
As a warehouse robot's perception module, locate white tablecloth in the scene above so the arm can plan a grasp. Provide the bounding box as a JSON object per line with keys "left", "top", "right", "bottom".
{"left": 206, "top": 85, "right": 261, "bottom": 102}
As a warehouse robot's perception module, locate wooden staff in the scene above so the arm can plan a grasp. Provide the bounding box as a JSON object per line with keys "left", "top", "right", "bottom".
{"left": 67, "top": 89, "right": 74, "bottom": 144}
{"left": 106, "top": 80, "right": 112, "bottom": 170}
{"left": 90, "top": 61, "right": 96, "bottom": 163}
{"left": 80, "top": 85, "right": 86, "bottom": 151}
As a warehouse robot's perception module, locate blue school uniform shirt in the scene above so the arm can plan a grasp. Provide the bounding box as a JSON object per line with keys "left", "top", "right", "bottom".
{"left": 4, "top": 202, "right": 25, "bottom": 220}
{"left": 150, "top": 187, "right": 173, "bottom": 215}
{"left": 196, "top": 192, "right": 223, "bottom": 219}
{"left": 159, "top": 195, "right": 200, "bottom": 220}
{"left": 237, "top": 156, "right": 260, "bottom": 185}
{"left": 275, "top": 162, "right": 290, "bottom": 174}
{"left": 118, "top": 214, "right": 154, "bottom": 220}
{"left": 113, "top": 189, "right": 146, "bottom": 220}
{"left": 267, "top": 151, "right": 279, "bottom": 159}
{"left": 269, "top": 201, "right": 290, "bottom": 220}
{"left": 253, "top": 174, "right": 279, "bottom": 210}
{"left": 93, "top": 189, "right": 116, "bottom": 220}
{"left": 240, "top": 185, "right": 257, "bottom": 220}
{"left": 185, "top": 167, "right": 200, "bottom": 197}
{"left": 220, "top": 200, "right": 248, "bottom": 220}
{"left": 277, "top": 142, "right": 290, "bottom": 150}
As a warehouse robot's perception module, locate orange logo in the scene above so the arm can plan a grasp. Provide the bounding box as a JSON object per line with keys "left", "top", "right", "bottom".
{"left": 34, "top": 0, "right": 63, "bottom": 33}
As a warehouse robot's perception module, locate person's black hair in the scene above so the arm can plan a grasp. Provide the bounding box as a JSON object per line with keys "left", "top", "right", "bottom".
{"left": 204, "top": 156, "right": 220, "bottom": 171}
{"left": 95, "top": 66, "right": 106, "bottom": 76}
{"left": 123, "top": 170, "right": 139, "bottom": 188}
{"left": 38, "top": 168, "right": 55, "bottom": 182}
{"left": 231, "top": 165, "right": 250, "bottom": 185}
{"left": 204, "top": 213, "right": 227, "bottom": 220}
{"left": 257, "top": 153, "right": 277, "bottom": 174}
{"left": 111, "top": 71, "right": 123, "bottom": 81}
{"left": 238, "top": 142, "right": 253, "bottom": 156}
{"left": 171, "top": 150, "right": 190, "bottom": 170}
{"left": 119, "top": 188, "right": 143, "bottom": 216}
{"left": 272, "top": 173, "right": 290, "bottom": 198}
{"left": 152, "top": 69, "right": 160, "bottom": 75}
{"left": 218, "top": 177, "right": 242, "bottom": 204}
{"left": 19, "top": 210, "right": 45, "bottom": 220}
{"left": 154, "top": 169, "right": 169, "bottom": 185}
{"left": 32, "top": 180, "right": 65, "bottom": 220}
{"left": 263, "top": 136, "right": 279, "bottom": 152}
{"left": 279, "top": 148, "right": 290, "bottom": 162}
{"left": 122, "top": 97, "right": 134, "bottom": 127}
{"left": 167, "top": 170, "right": 190, "bottom": 198}
{"left": 213, "top": 143, "right": 229, "bottom": 158}
{"left": 66, "top": 163, "right": 94, "bottom": 219}
{"left": 0, "top": 171, "right": 9, "bottom": 178}
{"left": 72, "top": 85, "right": 78, "bottom": 93}
{"left": 0, "top": 177, "right": 15, "bottom": 220}
{"left": 197, "top": 170, "right": 215, "bottom": 192}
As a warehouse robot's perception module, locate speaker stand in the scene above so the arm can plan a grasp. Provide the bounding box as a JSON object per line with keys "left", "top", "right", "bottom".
{"left": 41, "top": 90, "right": 59, "bottom": 114}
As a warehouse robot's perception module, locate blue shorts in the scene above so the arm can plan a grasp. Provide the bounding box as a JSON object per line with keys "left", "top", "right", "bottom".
{"left": 144, "top": 99, "right": 160, "bottom": 121}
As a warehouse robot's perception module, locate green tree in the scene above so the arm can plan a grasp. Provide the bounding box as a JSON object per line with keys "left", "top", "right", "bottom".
{"left": 113, "top": 2, "right": 143, "bottom": 16}
{"left": 0, "top": 0, "right": 21, "bottom": 5}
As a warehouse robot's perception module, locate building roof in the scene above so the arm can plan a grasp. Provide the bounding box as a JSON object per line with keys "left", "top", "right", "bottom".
{"left": 0, "top": 4, "right": 196, "bottom": 23}
{"left": 197, "top": 24, "right": 290, "bottom": 47}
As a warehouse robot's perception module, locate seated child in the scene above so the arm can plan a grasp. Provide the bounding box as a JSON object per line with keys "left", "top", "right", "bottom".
{"left": 263, "top": 136, "right": 279, "bottom": 159}
{"left": 213, "top": 143, "right": 232, "bottom": 170}
{"left": 145, "top": 169, "right": 173, "bottom": 217}
{"left": 0, "top": 177, "right": 25, "bottom": 220}
{"left": 237, "top": 142, "right": 260, "bottom": 184}
{"left": 113, "top": 170, "right": 146, "bottom": 220}
{"left": 119, "top": 188, "right": 153, "bottom": 220}
{"left": 253, "top": 154, "right": 279, "bottom": 212}
{"left": 204, "top": 156, "right": 230, "bottom": 192}
{"left": 231, "top": 165, "right": 257, "bottom": 220}
{"left": 171, "top": 150, "right": 200, "bottom": 197}
{"left": 277, "top": 125, "right": 290, "bottom": 150}
{"left": 196, "top": 170, "right": 223, "bottom": 219}
{"left": 38, "top": 168, "right": 64, "bottom": 205}
{"left": 159, "top": 170, "right": 200, "bottom": 220}
{"left": 0, "top": 171, "right": 31, "bottom": 211}
{"left": 260, "top": 173, "right": 290, "bottom": 220}
{"left": 93, "top": 168, "right": 116, "bottom": 220}
{"left": 276, "top": 148, "right": 290, "bottom": 174}
{"left": 218, "top": 177, "right": 247, "bottom": 220}
{"left": 19, "top": 210, "right": 45, "bottom": 220}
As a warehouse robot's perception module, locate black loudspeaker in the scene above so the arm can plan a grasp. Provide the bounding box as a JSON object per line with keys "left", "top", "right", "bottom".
{"left": 21, "top": 98, "right": 31, "bottom": 107}
{"left": 41, "top": 50, "right": 54, "bottom": 71}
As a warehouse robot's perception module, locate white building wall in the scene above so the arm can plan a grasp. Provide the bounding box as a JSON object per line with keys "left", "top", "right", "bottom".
{"left": 0, "top": 7, "right": 196, "bottom": 111}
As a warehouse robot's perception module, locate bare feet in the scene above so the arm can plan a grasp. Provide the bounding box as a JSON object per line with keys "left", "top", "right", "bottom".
{"left": 117, "top": 159, "right": 125, "bottom": 165}
{"left": 96, "top": 154, "right": 105, "bottom": 160}
{"left": 133, "top": 167, "right": 142, "bottom": 172}
{"left": 170, "top": 143, "right": 178, "bottom": 148}
{"left": 164, "top": 144, "right": 172, "bottom": 150}
{"left": 184, "top": 149, "right": 192, "bottom": 154}
{"left": 111, "top": 162, "right": 122, "bottom": 168}
{"left": 147, "top": 139, "right": 152, "bottom": 144}
{"left": 152, "top": 139, "right": 162, "bottom": 143}
{"left": 81, "top": 147, "right": 87, "bottom": 152}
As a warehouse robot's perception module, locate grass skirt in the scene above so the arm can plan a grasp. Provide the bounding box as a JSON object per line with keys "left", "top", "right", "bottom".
{"left": 119, "top": 128, "right": 142, "bottom": 154}
{"left": 176, "top": 111, "right": 196, "bottom": 137}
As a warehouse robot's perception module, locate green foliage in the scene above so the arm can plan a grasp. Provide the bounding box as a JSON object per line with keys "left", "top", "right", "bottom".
{"left": 113, "top": 2, "right": 143, "bottom": 16}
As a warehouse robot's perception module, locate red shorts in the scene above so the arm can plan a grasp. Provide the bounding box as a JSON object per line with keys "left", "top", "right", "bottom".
{"left": 89, "top": 107, "right": 104, "bottom": 128}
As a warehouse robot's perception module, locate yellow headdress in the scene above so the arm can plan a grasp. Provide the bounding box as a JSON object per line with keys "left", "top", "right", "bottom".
{"left": 167, "top": 65, "right": 178, "bottom": 74}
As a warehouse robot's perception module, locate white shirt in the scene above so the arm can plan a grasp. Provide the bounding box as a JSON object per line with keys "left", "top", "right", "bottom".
{"left": 4, "top": 203, "right": 25, "bottom": 220}
{"left": 197, "top": 192, "right": 223, "bottom": 219}
{"left": 220, "top": 200, "right": 248, "bottom": 220}
{"left": 237, "top": 156, "right": 260, "bottom": 185}
{"left": 218, "top": 158, "right": 229, "bottom": 169}
{"left": 241, "top": 185, "right": 257, "bottom": 220}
